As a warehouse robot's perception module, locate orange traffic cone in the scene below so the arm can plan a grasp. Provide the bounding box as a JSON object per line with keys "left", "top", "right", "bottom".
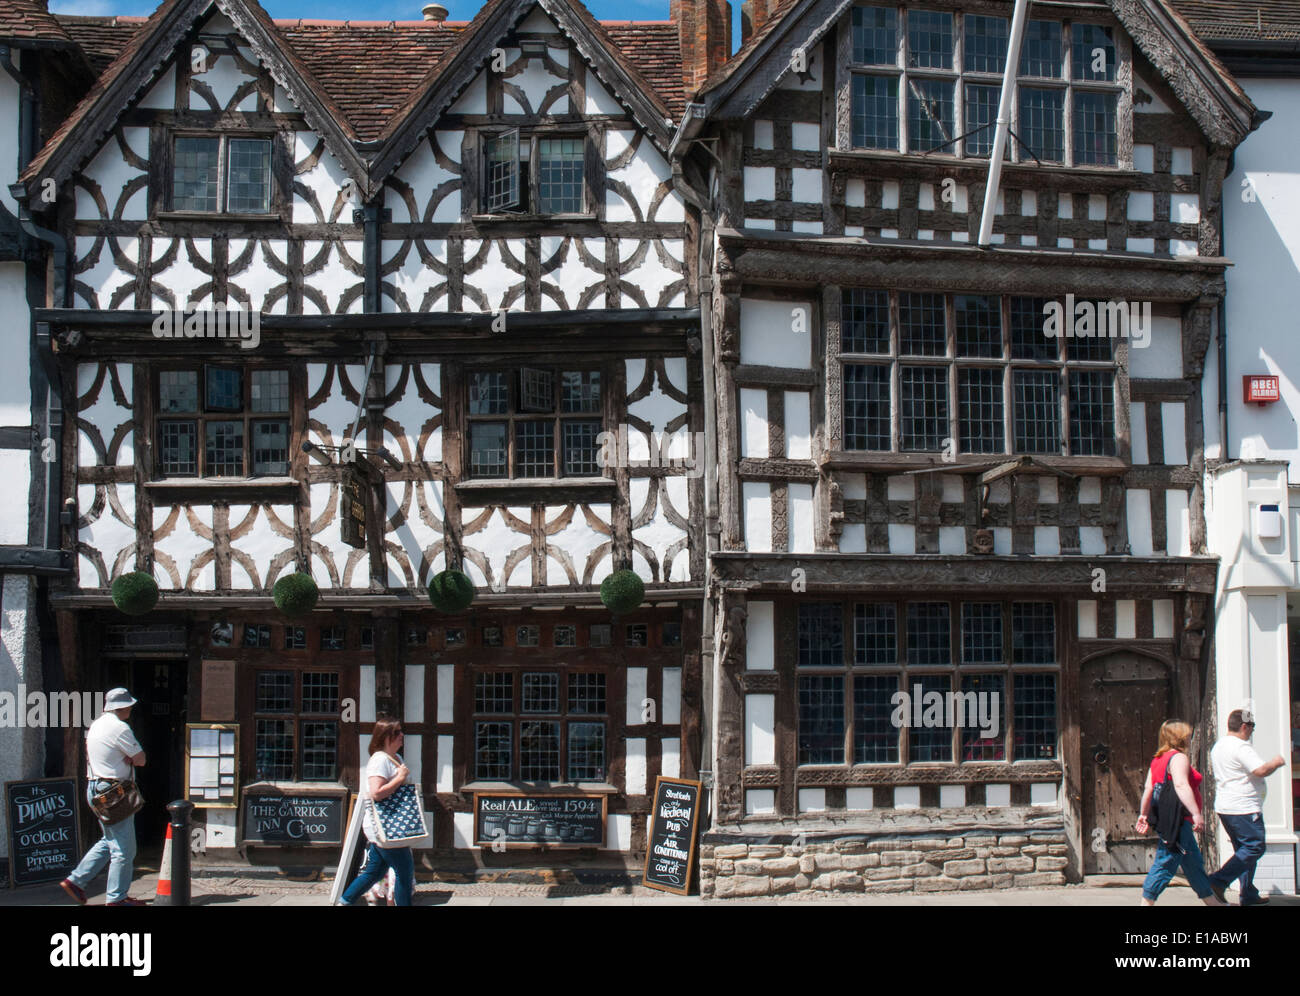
{"left": 154, "top": 822, "right": 173, "bottom": 905}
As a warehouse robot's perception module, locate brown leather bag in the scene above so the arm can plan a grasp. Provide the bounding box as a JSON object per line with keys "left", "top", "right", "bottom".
{"left": 89, "top": 774, "right": 144, "bottom": 826}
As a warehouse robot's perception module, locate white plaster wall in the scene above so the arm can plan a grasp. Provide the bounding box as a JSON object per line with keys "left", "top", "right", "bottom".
{"left": 0, "top": 265, "right": 30, "bottom": 426}
{"left": 739, "top": 298, "right": 812, "bottom": 368}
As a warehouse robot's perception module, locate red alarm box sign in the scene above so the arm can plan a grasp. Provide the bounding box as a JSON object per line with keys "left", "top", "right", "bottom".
{"left": 1244, "top": 375, "right": 1281, "bottom": 406}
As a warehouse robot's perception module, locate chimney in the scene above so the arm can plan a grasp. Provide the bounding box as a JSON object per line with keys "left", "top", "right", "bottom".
{"left": 672, "top": 0, "right": 731, "bottom": 95}
{"left": 740, "top": 0, "right": 770, "bottom": 46}
{"left": 422, "top": 3, "right": 449, "bottom": 21}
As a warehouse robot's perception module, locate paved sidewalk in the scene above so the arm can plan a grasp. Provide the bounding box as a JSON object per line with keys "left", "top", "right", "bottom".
{"left": 4, "top": 871, "right": 1297, "bottom": 906}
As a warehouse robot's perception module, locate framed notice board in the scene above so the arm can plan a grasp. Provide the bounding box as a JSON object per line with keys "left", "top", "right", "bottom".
{"left": 642, "top": 776, "right": 702, "bottom": 895}
{"left": 5, "top": 778, "right": 81, "bottom": 888}
{"left": 185, "top": 723, "right": 239, "bottom": 808}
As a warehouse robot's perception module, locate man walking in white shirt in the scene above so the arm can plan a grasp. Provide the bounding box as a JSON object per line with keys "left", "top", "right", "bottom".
{"left": 1208, "top": 708, "right": 1286, "bottom": 906}
{"left": 60, "top": 688, "right": 148, "bottom": 906}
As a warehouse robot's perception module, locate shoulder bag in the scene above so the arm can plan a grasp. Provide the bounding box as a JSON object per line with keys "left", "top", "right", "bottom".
{"left": 1152, "top": 752, "right": 1187, "bottom": 854}
{"left": 87, "top": 755, "right": 144, "bottom": 826}
{"left": 370, "top": 753, "right": 429, "bottom": 848}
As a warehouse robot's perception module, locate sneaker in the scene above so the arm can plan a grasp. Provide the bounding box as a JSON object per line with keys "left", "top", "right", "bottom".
{"left": 106, "top": 897, "right": 149, "bottom": 907}
{"left": 1209, "top": 881, "right": 1227, "bottom": 904}
{"left": 1240, "top": 895, "right": 1270, "bottom": 906}
{"left": 60, "top": 880, "right": 86, "bottom": 905}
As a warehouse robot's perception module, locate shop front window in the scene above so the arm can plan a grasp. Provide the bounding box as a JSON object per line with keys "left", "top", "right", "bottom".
{"left": 473, "top": 670, "right": 608, "bottom": 782}
{"left": 254, "top": 669, "right": 340, "bottom": 782}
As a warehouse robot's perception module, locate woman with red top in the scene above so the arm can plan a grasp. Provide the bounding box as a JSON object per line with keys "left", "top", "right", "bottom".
{"left": 1134, "top": 720, "right": 1226, "bottom": 905}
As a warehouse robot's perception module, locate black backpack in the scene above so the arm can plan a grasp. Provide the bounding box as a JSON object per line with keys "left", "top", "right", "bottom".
{"left": 1152, "top": 751, "right": 1188, "bottom": 853}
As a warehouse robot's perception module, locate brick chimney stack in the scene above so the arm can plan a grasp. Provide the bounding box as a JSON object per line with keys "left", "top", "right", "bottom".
{"left": 672, "top": 0, "right": 732, "bottom": 95}
{"left": 740, "top": 0, "right": 770, "bottom": 45}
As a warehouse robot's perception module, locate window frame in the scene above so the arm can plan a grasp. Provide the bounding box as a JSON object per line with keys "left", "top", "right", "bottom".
{"left": 841, "top": 5, "right": 1130, "bottom": 168}
{"left": 477, "top": 128, "right": 594, "bottom": 218}
{"left": 252, "top": 666, "right": 343, "bottom": 783}
{"left": 166, "top": 131, "right": 279, "bottom": 216}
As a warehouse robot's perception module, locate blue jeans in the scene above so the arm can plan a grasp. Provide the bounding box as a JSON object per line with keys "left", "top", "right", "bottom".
{"left": 67, "top": 781, "right": 137, "bottom": 904}
{"left": 1210, "top": 812, "right": 1266, "bottom": 901}
{"left": 1142, "top": 821, "right": 1215, "bottom": 901}
{"left": 340, "top": 844, "right": 414, "bottom": 906}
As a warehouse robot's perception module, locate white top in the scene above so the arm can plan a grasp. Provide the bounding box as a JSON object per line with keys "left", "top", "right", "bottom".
{"left": 85, "top": 713, "right": 143, "bottom": 781}
{"left": 362, "top": 752, "right": 401, "bottom": 846}
{"left": 1211, "top": 736, "right": 1267, "bottom": 815}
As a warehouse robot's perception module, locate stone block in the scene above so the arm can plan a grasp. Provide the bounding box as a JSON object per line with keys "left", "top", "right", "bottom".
{"left": 1013, "top": 872, "right": 1065, "bottom": 888}
{"left": 832, "top": 872, "right": 865, "bottom": 892}
{"left": 771, "top": 876, "right": 798, "bottom": 895}
{"left": 958, "top": 876, "right": 994, "bottom": 891}
{"left": 813, "top": 853, "right": 844, "bottom": 872}
{"left": 795, "top": 873, "right": 812, "bottom": 890}
{"left": 714, "top": 844, "right": 749, "bottom": 859}
{"left": 943, "top": 859, "right": 986, "bottom": 877}
{"left": 998, "top": 834, "right": 1028, "bottom": 846}
{"left": 718, "top": 859, "right": 735, "bottom": 874}
{"left": 1036, "top": 856, "right": 1069, "bottom": 872}
{"left": 730, "top": 875, "right": 773, "bottom": 897}
{"left": 990, "top": 846, "right": 1022, "bottom": 857}
{"left": 799, "top": 855, "right": 816, "bottom": 875}
{"left": 749, "top": 845, "right": 784, "bottom": 858}
{"left": 881, "top": 850, "right": 922, "bottom": 866}
{"left": 914, "top": 877, "right": 961, "bottom": 892}
{"left": 841, "top": 854, "right": 881, "bottom": 870}
{"left": 923, "top": 848, "right": 976, "bottom": 864}
{"left": 864, "top": 881, "right": 914, "bottom": 894}
{"left": 987, "top": 856, "right": 1034, "bottom": 874}
{"left": 764, "top": 857, "right": 800, "bottom": 876}
{"left": 901, "top": 862, "right": 940, "bottom": 878}
{"left": 865, "top": 866, "right": 903, "bottom": 881}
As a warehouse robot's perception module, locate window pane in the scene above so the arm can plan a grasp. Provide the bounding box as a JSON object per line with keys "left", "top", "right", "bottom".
{"left": 300, "top": 720, "right": 338, "bottom": 780}
{"left": 1072, "top": 24, "right": 1116, "bottom": 82}
{"left": 798, "top": 675, "right": 845, "bottom": 764}
{"left": 484, "top": 130, "right": 520, "bottom": 212}
{"left": 1073, "top": 90, "right": 1117, "bottom": 166}
{"left": 521, "top": 673, "right": 559, "bottom": 713}
{"left": 1019, "top": 20, "right": 1062, "bottom": 77}
{"left": 568, "top": 673, "right": 606, "bottom": 715}
{"left": 160, "top": 371, "right": 198, "bottom": 413}
{"left": 1014, "top": 673, "right": 1057, "bottom": 759}
{"left": 961, "top": 603, "right": 1002, "bottom": 665}
{"left": 1010, "top": 297, "right": 1058, "bottom": 360}
{"left": 906, "top": 78, "right": 955, "bottom": 153}
{"left": 964, "top": 83, "right": 1002, "bottom": 158}
{"left": 1068, "top": 370, "right": 1115, "bottom": 455}
{"left": 173, "top": 136, "right": 220, "bottom": 212}
{"left": 1018, "top": 88, "right": 1064, "bottom": 162}
{"left": 562, "top": 420, "right": 601, "bottom": 476}
{"left": 243, "top": 623, "right": 271, "bottom": 648}
{"left": 899, "top": 292, "right": 945, "bottom": 355}
{"left": 1068, "top": 329, "right": 1114, "bottom": 362}
{"left": 469, "top": 372, "right": 508, "bottom": 414}
{"left": 320, "top": 626, "right": 345, "bottom": 651}
{"left": 843, "top": 364, "right": 891, "bottom": 451}
{"left": 538, "top": 137, "right": 584, "bottom": 214}
{"left": 955, "top": 294, "right": 1002, "bottom": 358}
{"left": 1012, "top": 370, "right": 1060, "bottom": 453}
{"left": 560, "top": 370, "right": 600, "bottom": 413}
{"left": 205, "top": 420, "right": 244, "bottom": 476}
{"left": 908, "top": 673, "right": 953, "bottom": 762}
{"left": 963, "top": 14, "right": 1008, "bottom": 73}
{"left": 798, "top": 603, "right": 844, "bottom": 667}
{"left": 475, "top": 672, "right": 513, "bottom": 713}
{"left": 227, "top": 138, "right": 272, "bottom": 214}
{"left": 160, "top": 421, "right": 197, "bottom": 476}
{"left": 250, "top": 369, "right": 289, "bottom": 413}
{"left": 958, "top": 368, "right": 1005, "bottom": 454}
{"left": 256, "top": 671, "right": 293, "bottom": 712}
{"left": 907, "top": 602, "right": 950, "bottom": 665}
{"left": 853, "top": 675, "right": 899, "bottom": 763}
{"left": 475, "top": 721, "right": 512, "bottom": 779}
{"left": 852, "top": 5, "right": 898, "bottom": 64}
{"left": 900, "top": 365, "right": 948, "bottom": 451}
{"left": 843, "top": 289, "right": 890, "bottom": 353}
{"left": 961, "top": 673, "right": 1005, "bottom": 761}
{"left": 470, "top": 422, "right": 507, "bottom": 477}
{"left": 553, "top": 624, "right": 577, "bottom": 647}
{"left": 285, "top": 626, "right": 306, "bottom": 649}
{"left": 851, "top": 74, "right": 899, "bottom": 150}
{"left": 907, "top": 10, "right": 953, "bottom": 69}
{"left": 1013, "top": 602, "right": 1056, "bottom": 664}
{"left": 255, "top": 718, "right": 293, "bottom": 780}
{"left": 515, "top": 421, "right": 554, "bottom": 477}
{"left": 301, "top": 672, "right": 339, "bottom": 713}
{"left": 252, "top": 419, "right": 289, "bottom": 475}
{"left": 568, "top": 722, "right": 605, "bottom": 781}
{"left": 205, "top": 367, "right": 242, "bottom": 411}
{"left": 519, "top": 720, "right": 560, "bottom": 780}
{"left": 854, "top": 602, "right": 897, "bottom": 665}
{"left": 519, "top": 368, "right": 554, "bottom": 413}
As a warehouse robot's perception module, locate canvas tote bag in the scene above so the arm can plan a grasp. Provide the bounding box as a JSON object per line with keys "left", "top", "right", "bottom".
{"left": 370, "top": 753, "right": 429, "bottom": 848}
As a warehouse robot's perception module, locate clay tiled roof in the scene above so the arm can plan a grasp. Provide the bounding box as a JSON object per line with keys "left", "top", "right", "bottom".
{"left": 57, "top": 15, "right": 146, "bottom": 75}
{"left": 696, "top": 0, "right": 799, "bottom": 98}
{"left": 0, "top": 0, "right": 72, "bottom": 45}
{"left": 1171, "top": 0, "right": 1300, "bottom": 41}
{"left": 604, "top": 21, "right": 686, "bottom": 117}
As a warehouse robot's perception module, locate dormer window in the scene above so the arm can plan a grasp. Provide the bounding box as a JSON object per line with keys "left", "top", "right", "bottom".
{"left": 481, "top": 130, "right": 589, "bottom": 216}
{"left": 171, "top": 135, "right": 273, "bottom": 214}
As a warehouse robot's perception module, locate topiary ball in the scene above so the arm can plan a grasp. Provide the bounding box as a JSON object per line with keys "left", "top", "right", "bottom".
{"left": 600, "top": 569, "right": 644, "bottom": 615}
{"left": 427, "top": 569, "right": 475, "bottom": 613}
{"left": 111, "top": 571, "right": 159, "bottom": 616}
{"left": 273, "top": 572, "right": 320, "bottom": 617}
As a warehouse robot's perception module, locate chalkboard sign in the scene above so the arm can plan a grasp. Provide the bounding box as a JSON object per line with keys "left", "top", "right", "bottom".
{"left": 473, "top": 793, "right": 606, "bottom": 847}
{"left": 5, "top": 778, "right": 81, "bottom": 888}
{"left": 242, "top": 789, "right": 348, "bottom": 845}
{"left": 642, "top": 776, "right": 702, "bottom": 895}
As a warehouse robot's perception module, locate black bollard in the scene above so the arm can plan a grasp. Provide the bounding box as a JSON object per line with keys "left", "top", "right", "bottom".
{"left": 165, "top": 800, "right": 194, "bottom": 907}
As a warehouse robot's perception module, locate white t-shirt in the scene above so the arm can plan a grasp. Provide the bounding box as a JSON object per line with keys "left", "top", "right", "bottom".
{"left": 362, "top": 752, "right": 401, "bottom": 845}
{"left": 86, "top": 713, "right": 143, "bottom": 781}
{"left": 1211, "top": 735, "right": 1267, "bottom": 814}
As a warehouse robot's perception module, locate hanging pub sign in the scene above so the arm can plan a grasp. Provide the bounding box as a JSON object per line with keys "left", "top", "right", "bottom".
{"left": 340, "top": 467, "right": 366, "bottom": 549}
{"left": 473, "top": 792, "right": 606, "bottom": 847}
{"left": 642, "top": 776, "right": 702, "bottom": 895}
{"left": 5, "top": 777, "right": 81, "bottom": 888}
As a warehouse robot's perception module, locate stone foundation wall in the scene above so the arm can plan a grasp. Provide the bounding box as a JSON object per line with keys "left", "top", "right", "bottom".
{"left": 701, "top": 831, "right": 1069, "bottom": 898}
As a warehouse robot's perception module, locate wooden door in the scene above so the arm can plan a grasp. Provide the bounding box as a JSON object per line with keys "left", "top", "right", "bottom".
{"left": 1079, "top": 652, "right": 1170, "bottom": 874}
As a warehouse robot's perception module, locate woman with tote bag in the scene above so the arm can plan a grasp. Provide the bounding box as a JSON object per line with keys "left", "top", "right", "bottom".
{"left": 340, "top": 718, "right": 420, "bottom": 907}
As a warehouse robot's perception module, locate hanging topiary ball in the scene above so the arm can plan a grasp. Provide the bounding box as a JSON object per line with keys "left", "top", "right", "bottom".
{"left": 273, "top": 572, "right": 320, "bottom": 617}
{"left": 600, "top": 569, "right": 644, "bottom": 615}
{"left": 111, "top": 571, "right": 159, "bottom": 616}
{"left": 427, "top": 569, "right": 475, "bottom": 613}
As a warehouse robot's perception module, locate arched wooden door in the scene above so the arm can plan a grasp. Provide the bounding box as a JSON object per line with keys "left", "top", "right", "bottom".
{"left": 1079, "top": 652, "right": 1170, "bottom": 874}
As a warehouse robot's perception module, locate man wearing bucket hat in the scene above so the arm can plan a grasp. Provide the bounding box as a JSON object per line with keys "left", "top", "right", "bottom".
{"left": 60, "top": 688, "right": 148, "bottom": 906}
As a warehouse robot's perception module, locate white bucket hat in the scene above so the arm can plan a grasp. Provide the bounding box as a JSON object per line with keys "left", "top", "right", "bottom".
{"left": 104, "top": 687, "right": 137, "bottom": 710}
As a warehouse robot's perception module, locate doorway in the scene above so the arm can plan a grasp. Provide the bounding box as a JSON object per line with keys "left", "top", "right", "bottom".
{"left": 1079, "top": 651, "right": 1170, "bottom": 874}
